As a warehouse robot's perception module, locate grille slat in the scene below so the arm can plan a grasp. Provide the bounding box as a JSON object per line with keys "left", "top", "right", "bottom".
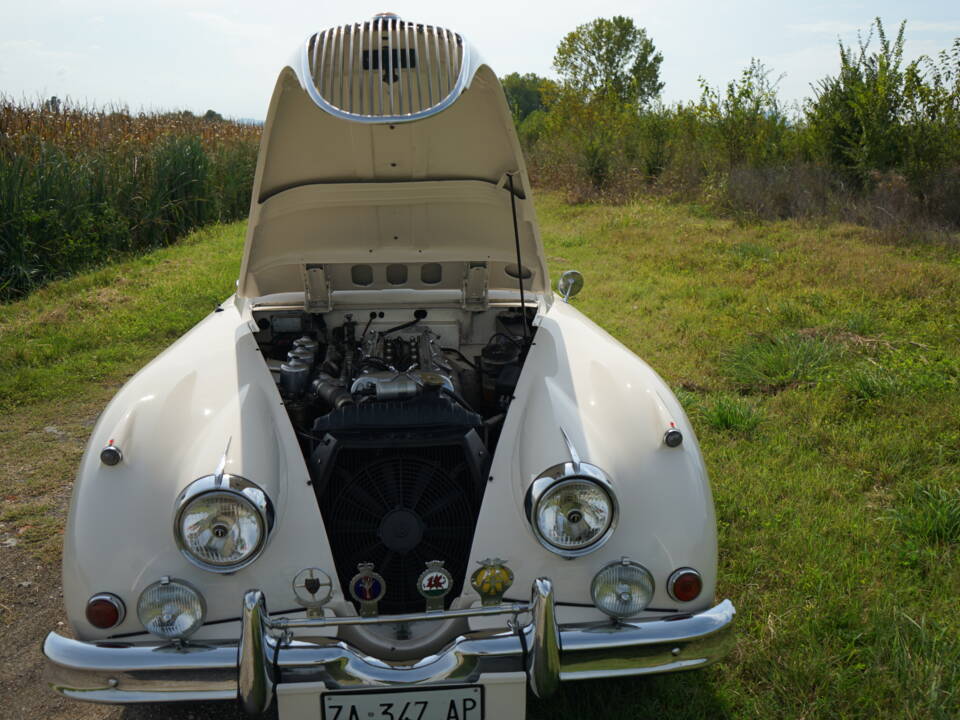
{"left": 376, "top": 17, "right": 384, "bottom": 116}
{"left": 405, "top": 21, "right": 415, "bottom": 115}
{"left": 387, "top": 17, "right": 396, "bottom": 115}
{"left": 430, "top": 24, "right": 441, "bottom": 100}
{"left": 307, "top": 18, "right": 464, "bottom": 119}
{"left": 443, "top": 28, "right": 452, "bottom": 96}
{"left": 317, "top": 30, "right": 326, "bottom": 97}
{"left": 336, "top": 25, "right": 345, "bottom": 111}
{"left": 347, "top": 23, "right": 356, "bottom": 113}
{"left": 367, "top": 21, "right": 374, "bottom": 115}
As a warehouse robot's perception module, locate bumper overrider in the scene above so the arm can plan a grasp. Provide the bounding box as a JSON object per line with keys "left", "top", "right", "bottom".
{"left": 44, "top": 578, "right": 735, "bottom": 716}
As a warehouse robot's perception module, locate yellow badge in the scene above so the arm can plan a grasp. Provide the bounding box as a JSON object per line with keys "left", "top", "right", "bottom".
{"left": 470, "top": 558, "right": 514, "bottom": 606}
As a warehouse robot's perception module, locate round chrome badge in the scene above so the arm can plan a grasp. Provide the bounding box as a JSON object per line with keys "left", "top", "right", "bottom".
{"left": 292, "top": 568, "right": 333, "bottom": 609}
{"left": 417, "top": 560, "right": 453, "bottom": 611}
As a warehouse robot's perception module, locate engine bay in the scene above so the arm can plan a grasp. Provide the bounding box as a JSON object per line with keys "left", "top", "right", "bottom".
{"left": 252, "top": 305, "right": 535, "bottom": 614}
{"left": 253, "top": 306, "right": 533, "bottom": 446}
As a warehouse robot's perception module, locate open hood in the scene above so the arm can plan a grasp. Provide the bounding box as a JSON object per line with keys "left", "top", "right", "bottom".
{"left": 238, "top": 15, "right": 549, "bottom": 306}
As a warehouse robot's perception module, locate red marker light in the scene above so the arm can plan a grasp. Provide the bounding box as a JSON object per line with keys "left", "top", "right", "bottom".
{"left": 86, "top": 594, "right": 125, "bottom": 629}
{"left": 668, "top": 569, "right": 703, "bottom": 602}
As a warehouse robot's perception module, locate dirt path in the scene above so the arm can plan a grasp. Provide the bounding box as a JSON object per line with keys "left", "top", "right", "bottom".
{"left": 0, "top": 405, "right": 259, "bottom": 720}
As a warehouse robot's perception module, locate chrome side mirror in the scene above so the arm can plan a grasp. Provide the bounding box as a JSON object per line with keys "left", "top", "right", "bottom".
{"left": 557, "top": 270, "right": 584, "bottom": 302}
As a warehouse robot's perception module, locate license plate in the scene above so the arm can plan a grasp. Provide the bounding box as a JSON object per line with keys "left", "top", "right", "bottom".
{"left": 321, "top": 685, "right": 483, "bottom": 720}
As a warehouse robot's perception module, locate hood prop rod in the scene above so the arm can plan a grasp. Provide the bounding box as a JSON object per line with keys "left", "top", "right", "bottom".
{"left": 507, "top": 172, "right": 530, "bottom": 354}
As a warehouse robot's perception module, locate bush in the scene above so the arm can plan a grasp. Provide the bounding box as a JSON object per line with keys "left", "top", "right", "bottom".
{"left": 517, "top": 18, "right": 960, "bottom": 233}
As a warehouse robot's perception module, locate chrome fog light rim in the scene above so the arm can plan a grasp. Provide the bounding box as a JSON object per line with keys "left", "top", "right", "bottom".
{"left": 173, "top": 474, "right": 275, "bottom": 573}
{"left": 590, "top": 559, "right": 655, "bottom": 619}
{"left": 136, "top": 577, "right": 206, "bottom": 640}
{"left": 525, "top": 461, "right": 618, "bottom": 558}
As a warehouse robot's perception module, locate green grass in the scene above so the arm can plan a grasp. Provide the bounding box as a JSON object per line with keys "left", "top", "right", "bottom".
{"left": 1, "top": 195, "right": 959, "bottom": 717}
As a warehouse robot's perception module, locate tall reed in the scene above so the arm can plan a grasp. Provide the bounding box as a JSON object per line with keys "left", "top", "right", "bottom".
{"left": 0, "top": 98, "right": 260, "bottom": 301}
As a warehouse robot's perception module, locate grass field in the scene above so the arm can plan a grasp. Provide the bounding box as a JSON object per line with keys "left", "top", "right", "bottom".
{"left": 1, "top": 194, "right": 958, "bottom": 718}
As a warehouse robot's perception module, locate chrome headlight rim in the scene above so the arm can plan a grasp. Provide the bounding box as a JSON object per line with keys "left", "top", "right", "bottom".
{"left": 525, "top": 461, "right": 619, "bottom": 558}
{"left": 173, "top": 474, "right": 274, "bottom": 573}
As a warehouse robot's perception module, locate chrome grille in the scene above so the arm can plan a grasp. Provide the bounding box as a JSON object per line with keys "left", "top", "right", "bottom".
{"left": 307, "top": 18, "right": 464, "bottom": 119}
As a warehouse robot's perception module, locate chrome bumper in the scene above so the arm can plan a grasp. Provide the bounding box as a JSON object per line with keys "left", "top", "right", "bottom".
{"left": 44, "top": 579, "right": 735, "bottom": 716}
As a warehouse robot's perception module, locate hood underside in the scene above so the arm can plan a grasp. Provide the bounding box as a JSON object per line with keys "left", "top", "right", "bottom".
{"left": 238, "top": 17, "right": 548, "bottom": 302}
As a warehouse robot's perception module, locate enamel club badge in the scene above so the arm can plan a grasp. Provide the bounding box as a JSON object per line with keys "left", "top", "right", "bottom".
{"left": 349, "top": 562, "right": 386, "bottom": 617}
{"left": 470, "top": 558, "right": 514, "bottom": 606}
{"left": 417, "top": 560, "right": 453, "bottom": 611}
{"left": 292, "top": 567, "right": 333, "bottom": 616}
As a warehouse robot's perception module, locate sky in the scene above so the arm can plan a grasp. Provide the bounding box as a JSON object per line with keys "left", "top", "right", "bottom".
{"left": 1, "top": 0, "right": 958, "bottom": 121}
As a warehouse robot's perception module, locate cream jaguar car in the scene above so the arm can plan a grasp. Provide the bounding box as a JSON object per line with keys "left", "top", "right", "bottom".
{"left": 44, "top": 14, "right": 735, "bottom": 720}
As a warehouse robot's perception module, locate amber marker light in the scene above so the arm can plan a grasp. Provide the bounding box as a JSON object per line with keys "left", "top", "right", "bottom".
{"left": 86, "top": 593, "right": 126, "bottom": 629}
{"left": 667, "top": 568, "right": 703, "bottom": 602}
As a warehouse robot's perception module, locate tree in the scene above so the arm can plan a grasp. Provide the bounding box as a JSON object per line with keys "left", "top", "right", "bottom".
{"left": 553, "top": 16, "right": 663, "bottom": 106}
{"left": 203, "top": 109, "right": 224, "bottom": 122}
{"left": 500, "top": 72, "right": 553, "bottom": 123}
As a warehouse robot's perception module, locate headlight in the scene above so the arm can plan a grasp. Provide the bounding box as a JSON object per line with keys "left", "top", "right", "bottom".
{"left": 174, "top": 474, "right": 274, "bottom": 572}
{"left": 137, "top": 577, "right": 206, "bottom": 639}
{"left": 526, "top": 462, "right": 618, "bottom": 557}
{"left": 591, "top": 559, "right": 655, "bottom": 618}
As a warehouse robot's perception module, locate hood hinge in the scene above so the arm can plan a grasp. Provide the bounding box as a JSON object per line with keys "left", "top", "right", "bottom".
{"left": 303, "top": 264, "right": 332, "bottom": 313}
{"left": 462, "top": 264, "right": 488, "bottom": 311}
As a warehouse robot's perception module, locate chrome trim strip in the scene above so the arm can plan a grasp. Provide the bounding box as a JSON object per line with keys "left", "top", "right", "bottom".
{"left": 559, "top": 427, "right": 581, "bottom": 472}
{"left": 274, "top": 602, "right": 528, "bottom": 630}
{"left": 43, "top": 592, "right": 735, "bottom": 706}
{"left": 213, "top": 436, "right": 231, "bottom": 486}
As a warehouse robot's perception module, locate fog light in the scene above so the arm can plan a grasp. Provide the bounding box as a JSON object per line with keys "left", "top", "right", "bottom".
{"left": 86, "top": 593, "right": 125, "bottom": 629}
{"left": 590, "top": 559, "right": 654, "bottom": 619}
{"left": 667, "top": 568, "right": 703, "bottom": 602}
{"left": 137, "top": 577, "right": 206, "bottom": 639}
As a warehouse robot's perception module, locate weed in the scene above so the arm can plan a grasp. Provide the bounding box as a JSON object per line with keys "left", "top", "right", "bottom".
{"left": 842, "top": 364, "right": 903, "bottom": 400}
{"left": 891, "top": 481, "right": 960, "bottom": 547}
{"left": 724, "top": 332, "right": 837, "bottom": 391}
{"left": 702, "top": 394, "right": 763, "bottom": 432}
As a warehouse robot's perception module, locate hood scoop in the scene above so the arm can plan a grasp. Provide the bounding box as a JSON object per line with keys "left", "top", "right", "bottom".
{"left": 308, "top": 16, "right": 465, "bottom": 120}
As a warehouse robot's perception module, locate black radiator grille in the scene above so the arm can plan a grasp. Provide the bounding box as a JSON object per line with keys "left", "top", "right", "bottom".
{"left": 317, "top": 441, "right": 483, "bottom": 614}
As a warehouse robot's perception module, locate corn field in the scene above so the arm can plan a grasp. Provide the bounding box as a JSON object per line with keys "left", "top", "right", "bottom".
{"left": 0, "top": 98, "right": 260, "bottom": 301}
